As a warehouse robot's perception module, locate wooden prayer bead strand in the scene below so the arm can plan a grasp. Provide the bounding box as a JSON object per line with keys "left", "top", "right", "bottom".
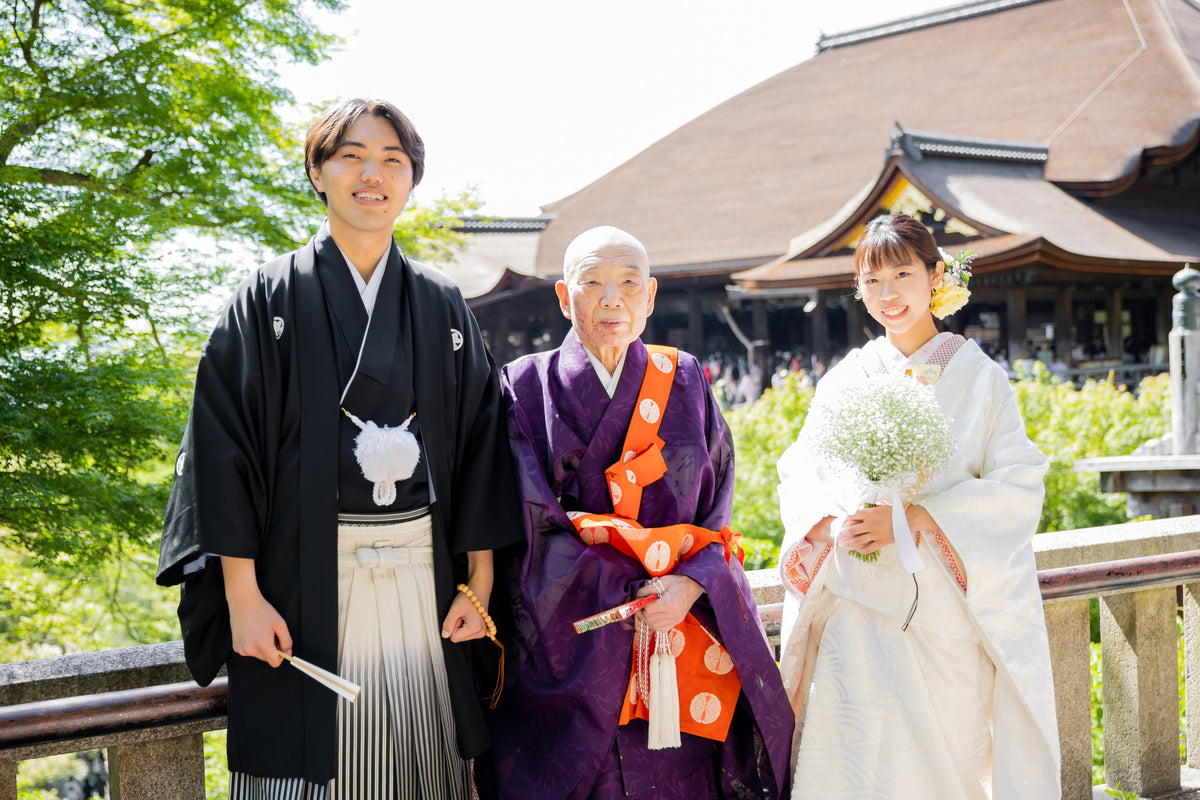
{"left": 456, "top": 583, "right": 505, "bottom": 709}
{"left": 455, "top": 583, "right": 497, "bottom": 639}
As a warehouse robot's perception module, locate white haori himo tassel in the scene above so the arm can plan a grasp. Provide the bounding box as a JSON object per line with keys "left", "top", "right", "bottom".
{"left": 342, "top": 410, "right": 420, "bottom": 506}
{"left": 648, "top": 629, "right": 681, "bottom": 750}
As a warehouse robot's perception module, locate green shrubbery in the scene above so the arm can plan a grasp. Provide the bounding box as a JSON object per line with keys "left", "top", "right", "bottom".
{"left": 1015, "top": 364, "right": 1169, "bottom": 532}
{"left": 726, "top": 373, "right": 813, "bottom": 569}
{"left": 727, "top": 363, "right": 1172, "bottom": 567}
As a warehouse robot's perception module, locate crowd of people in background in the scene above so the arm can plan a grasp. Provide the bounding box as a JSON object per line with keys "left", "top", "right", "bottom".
{"left": 702, "top": 331, "right": 1154, "bottom": 411}
{"left": 703, "top": 351, "right": 833, "bottom": 411}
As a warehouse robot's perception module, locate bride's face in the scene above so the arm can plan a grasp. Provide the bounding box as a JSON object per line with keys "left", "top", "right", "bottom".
{"left": 857, "top": 253, "right": 944, "bottom": 355}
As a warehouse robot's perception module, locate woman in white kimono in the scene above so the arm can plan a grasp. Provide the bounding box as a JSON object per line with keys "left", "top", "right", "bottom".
{"left": 776, "top": 214, "right": 1060, "bottom": 799}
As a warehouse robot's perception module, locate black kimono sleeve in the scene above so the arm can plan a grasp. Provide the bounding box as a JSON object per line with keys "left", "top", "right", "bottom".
{"left": 157, "top": 257, "right": 292, "bottom": 684}
{"left": 447, "top": 292, "right": 525, "bottom": 556}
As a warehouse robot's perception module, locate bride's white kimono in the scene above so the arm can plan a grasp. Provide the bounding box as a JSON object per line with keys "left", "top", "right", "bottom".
{"left": 777, "top": 333, "right": 1060, "bottom": 799}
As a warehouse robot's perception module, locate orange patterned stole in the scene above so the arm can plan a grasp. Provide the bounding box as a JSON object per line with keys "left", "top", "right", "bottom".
{"left": 569, "top": 344, "right": 745, "bottom": 742}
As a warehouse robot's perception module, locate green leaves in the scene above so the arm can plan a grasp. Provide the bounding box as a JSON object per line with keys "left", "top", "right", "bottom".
{"left": 1015, "top": 364, "right": 1169, "bottom": 531}
{"left": 394, "top": 189, "right": 486, "bottom": 266}
{"left": 727, "top": 373, "right": 814, "bottom": 563}
{"left": 0, "top": 0, "right": 339, "bottom": 249}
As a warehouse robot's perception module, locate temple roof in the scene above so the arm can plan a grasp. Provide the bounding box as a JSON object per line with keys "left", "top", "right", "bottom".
{"left": 533, "top": 0, "right": 1200, "bottom": 276}
{"left": 732, "top": 127, "right": 1196, "bottom": 291}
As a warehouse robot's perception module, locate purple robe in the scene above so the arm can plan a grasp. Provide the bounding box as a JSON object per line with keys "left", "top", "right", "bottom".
{"left": 477, "top": 332, "right": 792, "bottom": 800}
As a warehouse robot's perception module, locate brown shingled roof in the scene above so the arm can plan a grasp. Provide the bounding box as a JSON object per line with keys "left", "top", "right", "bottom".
{"left": 534, "top": 0, "right": 1200, "bottom": 275}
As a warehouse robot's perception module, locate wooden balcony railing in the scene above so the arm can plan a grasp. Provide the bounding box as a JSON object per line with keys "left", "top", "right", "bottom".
{"left": 6, "top": 514, "right": 1200, "bottom": 799}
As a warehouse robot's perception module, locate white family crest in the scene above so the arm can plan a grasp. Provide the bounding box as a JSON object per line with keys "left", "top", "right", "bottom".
{"left": 273, "top": 317, "right": 285, "bottom": 340}
{"left": 650, "top": 352, "right": 674, "bottom": 374}
{"left": 639, "top": 398, "right": 661, "bottom": 424}
{"left": 175, "top": 451, "right": 186, "bottom": 476}
{"left": 450, "top": 328, "right": 463, "bottom": 351}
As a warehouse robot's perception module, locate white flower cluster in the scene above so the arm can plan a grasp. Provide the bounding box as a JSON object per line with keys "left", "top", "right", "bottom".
{"left": 802, "top": 374, "right": 955, "bottom": 494}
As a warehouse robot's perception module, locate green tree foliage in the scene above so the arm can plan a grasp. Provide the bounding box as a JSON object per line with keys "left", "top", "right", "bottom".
{"left": 1, "top": 0, "right": 340, "bottom": 571}
{"left": 727, "top": 365, "right": 1170, "bottom": 567}
{"left": 726, "top": 373, "right": 812, "bottom": 569}
{"left": 0, "top": 0, "right": 480, "bottom": 658}
{"left": 396, "top": 190, "right": 483, "bottom": 266}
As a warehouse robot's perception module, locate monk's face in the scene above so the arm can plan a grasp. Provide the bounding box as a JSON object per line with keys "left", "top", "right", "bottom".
{"left": 556, "top": 238, "right": 657, "bottom": 359}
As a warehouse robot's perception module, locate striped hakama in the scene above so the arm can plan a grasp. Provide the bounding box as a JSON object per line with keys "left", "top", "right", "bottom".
{"left": 231, "top": 512, "right": 470, "bottom": 800}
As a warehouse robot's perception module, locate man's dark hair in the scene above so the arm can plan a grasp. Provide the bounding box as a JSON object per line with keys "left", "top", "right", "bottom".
{"left": 304, "top": 98, "right": 425, "bottom": 205}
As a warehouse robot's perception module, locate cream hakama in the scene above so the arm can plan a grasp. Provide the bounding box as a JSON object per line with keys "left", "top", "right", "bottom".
{"left": 777, "top": 333, "right": 1059, "bottom": 799}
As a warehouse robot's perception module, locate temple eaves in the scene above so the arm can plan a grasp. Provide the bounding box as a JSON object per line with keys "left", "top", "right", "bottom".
{"left": 816, "top": 0, "right": 1053, "bottom": 54}
{"left": 891, "top": 125, "right": 1050, "bottom": 164}
{"left": 452, "top": 216, "right": 553, "bottom": 234}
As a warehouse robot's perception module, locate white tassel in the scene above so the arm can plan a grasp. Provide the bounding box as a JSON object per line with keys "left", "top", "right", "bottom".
{"left": 647, "top": 651, "right": 660, "bottom": 745}
{"left": 647, "top": 630, "right": 681, "bottom": 749}
{"left": 343, "top": 411, "right": 420, "bottom": 506}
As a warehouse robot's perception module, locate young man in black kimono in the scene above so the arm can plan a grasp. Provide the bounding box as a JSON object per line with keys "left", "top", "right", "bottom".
{"left": 157, "top": 98, "right": 524, "bottom": 800}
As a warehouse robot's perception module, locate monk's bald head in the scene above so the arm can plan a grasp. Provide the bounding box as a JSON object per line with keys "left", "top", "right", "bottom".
{"left": 562, "top": 226, "right": 649, "bottom": 282}
{"left": 555, "top": 225, "right": 657, "bottom": 372}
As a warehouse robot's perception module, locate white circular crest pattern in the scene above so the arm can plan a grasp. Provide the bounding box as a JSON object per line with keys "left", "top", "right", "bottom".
{"left": 175, "top": 451, "right": 187, "bottom": 476}
{"left": 625, "top": 469, "right": 637, "bottom": 485}
{"left": 580, "top": 526, "right": 610, "bottom": 545}
{"left": 703, "top": 644, "right": 735, "bottom": 675}
{"left": 690, "top": 692, "right": 722, "bottom": 725}
{"left": 639, "top": 398, "right": 660, "bottom": 424}
{"left": 644, "top": 540, "right": 671, "bottom": 573}
{"left": 609, "top": 481, "right": 623, "bottom": 504}
{"left": 650, "top": 352, "right": 674, "bottom": 374}
{"left": 450, "top": 329, "right": 464, "bottom": 351}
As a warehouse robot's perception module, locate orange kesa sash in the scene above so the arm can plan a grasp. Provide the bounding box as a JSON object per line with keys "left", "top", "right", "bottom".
{"left": 569, "top": 345, "right": 745, "bottom": 742}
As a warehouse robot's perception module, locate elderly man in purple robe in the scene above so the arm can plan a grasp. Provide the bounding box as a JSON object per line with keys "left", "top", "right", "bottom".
{"left": 475, "top": 226, "right": 793, "bottom": 800}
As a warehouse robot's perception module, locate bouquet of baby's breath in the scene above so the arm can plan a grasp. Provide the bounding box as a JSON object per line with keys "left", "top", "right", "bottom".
{"left": 801, "top": 374, "right": 955, "bottom": 561}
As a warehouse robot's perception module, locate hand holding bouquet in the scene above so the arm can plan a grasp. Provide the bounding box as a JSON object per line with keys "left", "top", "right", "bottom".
{"left": 801, "top": 374, "right": 955, "bottom": 570}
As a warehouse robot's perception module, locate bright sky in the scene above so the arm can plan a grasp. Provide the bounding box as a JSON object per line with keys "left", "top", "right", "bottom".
{"left": 282, "top": 0, "right": 953, "bottom": 216}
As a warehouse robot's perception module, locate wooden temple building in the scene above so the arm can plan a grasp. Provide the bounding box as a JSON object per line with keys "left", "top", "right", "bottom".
{"left": 456, "top": 0, "right": 1200, "bottom": 377}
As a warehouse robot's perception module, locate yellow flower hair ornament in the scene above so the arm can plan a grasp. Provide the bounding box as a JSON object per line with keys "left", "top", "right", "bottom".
{"left": 931, "top": 248, "right": 975, "bottom": 320}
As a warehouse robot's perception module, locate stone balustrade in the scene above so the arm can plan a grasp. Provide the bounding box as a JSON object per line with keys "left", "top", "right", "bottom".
{"left": 6, "top": 516, "right": 1200, "bottom": 799}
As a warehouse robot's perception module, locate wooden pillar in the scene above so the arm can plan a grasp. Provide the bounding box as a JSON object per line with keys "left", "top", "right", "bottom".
{"left": 846, "top": 297, "right": 866, "bottom": 350}
{"left": 1107, "top": 289, "right": 1123, "bottom": 359}
{"left": 812, "top": 291, "right": 830, "bottom": 366}
{"left": 494, "top": 305, "right": 510, "bottom": 363}
{"left": 1007, "top": 287, "right": 1027, "bottom": 360}
{"left": 752, "top": 299, "right": 770, "bottom": 379}
{"left": 1160, "top": 289, "right": 1173, "bottom": 356}
{"left": 556, "top": 311, "right": 572, "bottom": 343}
{"left": 687, "top": 285, "right": 704, "bottom": 356}
{"left": 1055, "top": 287, "right": 1074, "bottom": 364}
